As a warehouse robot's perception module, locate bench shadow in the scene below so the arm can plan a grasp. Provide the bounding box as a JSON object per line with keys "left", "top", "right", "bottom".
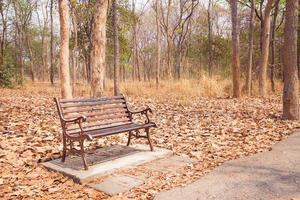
{"left": 51, "top": 145, "right": 144, "bottom": 170}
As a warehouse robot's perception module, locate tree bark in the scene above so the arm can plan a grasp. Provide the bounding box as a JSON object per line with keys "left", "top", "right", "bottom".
{"left": 208, "top": 0, "right": 213, "bottom": 77}
{"left": 298, "top": 0, "right": 300, "bottom": 79}
{"left": 245, "top": 0, "right": 255, "bottom": 96}
{"left": 91, "top": 0, "right": 108, "bottom": 97}
{"left": 166, "top": 0, "right": 172, "bottom": 79}
{"left": 112, "top": 0, "right": 120, "bottom": 95}
{"left": 0, "top": 3, "right": 7, "bottom": 67}
{"left": 259, "top": 0, "right": 264, "bottom": 53}
{"left": 230, "top": 0, "right": 241, "bottom": 98}
{"left": 50, "top": 0, "right": 54, "bottom": 85}
{"left": 282, "top": 0, "right": 299, "bottom": 120}
{"left": 70, "top": 1, "right": 78, "bottom": 95}
{"left": 270, "top": 1, "right": 279, "bottom": 93}
{"left": 258, "top": 0, "right": 275, "bottom": 97}
{"left": 156, "top": 0, "right": 161, "bottom": 87}
{"left": 58, "top": 0, "right": 72, "bottom": 98}
{"left": 132, "top": 0, "right": 136, "bottom": 81}
{"left": 25, "top": 33, "right": 35, "bottom": 82}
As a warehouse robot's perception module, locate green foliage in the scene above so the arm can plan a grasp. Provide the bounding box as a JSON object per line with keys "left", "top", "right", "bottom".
{"left": 187, "top": 33, "right": 232, "bottom": 76}
{"left": 0, "top": 46, "right": 20, "bottom": 88}
{"left": 106, "top": 1, "right": 136, "bottom": 73}
{"left": 0, "top": 63, "right": 16, "bottom": 88}
{"left": 0, "top": 52, "right": 17, "bottom": 88}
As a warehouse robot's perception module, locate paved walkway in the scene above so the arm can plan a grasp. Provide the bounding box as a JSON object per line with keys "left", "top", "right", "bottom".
{"left": 155, "top": 131, "right": 300, "bottom": 200}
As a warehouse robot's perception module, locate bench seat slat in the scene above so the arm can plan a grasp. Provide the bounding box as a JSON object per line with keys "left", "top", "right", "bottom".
{"left": 62, "top": 104, "right": 127, "bottom": 114}
{"left": 59, "top": 95, "right": 124, "bottom": 103}
{"left": 85, "top": 113, "right": 130, "bottom": 123}
{"left": 68, "top": 122, "right": 156, "bottom": 138}
{"left": 66, "top": 118, "right": 131, "bottom": 131}
{"left": 68, "top": 121, "right": 134, "bottom": 134}
{"left": 61, "top": 99, "right": 126, "bottom": 108}
{"left": 64, "top": 108, "right": 129, "bottom": 119}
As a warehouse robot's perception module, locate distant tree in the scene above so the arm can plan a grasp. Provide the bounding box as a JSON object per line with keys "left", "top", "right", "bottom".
{"left": 298, "top": 0, "right": 300, "bottom": 79}
{"left": 91, "top": 0, "right": 109, "bottom": 97}
{"left": 282, "top": 0, "right": 299, "bottom": 120}
{"left": 112, "top": 0, "right": 120, "bottom": 95}
{"left": 230, "top": 0, "right": 241, "bottom": 98}
{"left": 58, "top": 0, "right": 72, "bottom": 98}
{"left": 208, "top": 0, "right": 213, "bottom": 77}
{"left": 245, "top": 0, "right": 255, "bottom": 96}
{"left": 131, "top": 0, "right": 141, "bottom": 81}
{"left": 155, "top": 0, "right": 161, "bottom": 87}
{"left": 0, "top": 1, "right": 9, "bottom": 67}
{"left": 173, "top": 0, "right": 198, "bottom": 79}
{"left": 270, "top": 0, "right": 280, "bottom": 93}
{"left": 258, "top": 0, "right": 276, "bottom": 97}
{"left": 70, "top": 0, "right": 78, "bottom": 95}
{"left": 12, "top": 0, "right": 32, "bottom": 84}
{"left": 159, "top": 0, "right": 172, "bottom": 79}
{"left": 50, "top": 0, "right": 54, "bottom": 85}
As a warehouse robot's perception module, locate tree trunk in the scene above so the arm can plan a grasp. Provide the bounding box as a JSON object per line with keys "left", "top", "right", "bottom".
{"left": 0, "top": 4, "right": 7, "bottom": 67}
{"left": 132, "top": 0, "right": 136, "bottom": 81}
{"left": 208, "top": 0, "right": 213, "bottom": 77}
{"left": 58, "top": 0, "right": 72, "bottom": 98}
{"left": 298, "top": 0, "right": 300, "bottom": 79}
{"left": 230, "top": 0, "right": 241, "bottom": 98}
{"left": 136, "top": 51, "right": 141, "bottom": 81}
{"left": 258, "top": 0, "right": 275, "bottom": 97}
{"left": 25, "top": 34, "right": 35, "bottom": 82}
{"left": 91, "top": 0, "right": 108, "bottom": 97}
{"left": 15, "top": 29, "right": 24, "bottom": 85}
{"left": 270, "top": 1, "right": 279, "bottom": 93}
{"left": 245, "top": 0, "right": 255, "bottom": 96}
{"left": 282, "top": 0, "right": 299, "bottom": 120}
{"left": 70, "top": 1, "right": 78, "bottom": 96}
{"left": 167, "top": 36, "right": 172, "bottom": 79}
{"left": 156, "top": 0, "right": 161, "bottom": 87}
{"left": 175, "top": 49, "right": 181, "bottom": 79}
{"left": 259, "top": 0, "right": 264, "bottom": 53}
{"left": 112, "top": 0, "right": 120, "bottom": 95}
{"left": 166, "top": 0, "right": 172, "bottom": 79}
{"left": 50, "top": 0, "right": 54, "bottom": 85}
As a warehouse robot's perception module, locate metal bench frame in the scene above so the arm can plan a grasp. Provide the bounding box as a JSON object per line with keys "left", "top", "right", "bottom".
{"left": 54, "top": 95, "right": 156, "bottom": 170}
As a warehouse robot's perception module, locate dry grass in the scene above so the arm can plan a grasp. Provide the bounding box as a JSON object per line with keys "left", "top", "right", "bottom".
{"left": 15, "top": 76, "right": 283, "bottom": 105}
{"left": 75, "top": 76, "right": 232, "bottom": 101}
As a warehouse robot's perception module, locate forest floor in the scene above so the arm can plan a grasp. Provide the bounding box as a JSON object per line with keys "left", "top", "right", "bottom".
{"left": 0, "top": 82, "right": 299, "bottom": 199}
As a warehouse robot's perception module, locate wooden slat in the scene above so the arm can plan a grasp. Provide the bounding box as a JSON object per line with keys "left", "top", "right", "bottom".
{"left": 67, "top": 122, "right": 134, "bottom": 134}
{"left": 62, "top": 104, "right": 127, "bottom": 114}
{"left": 68, "top": 122, "right": 156, "bottom": 137}
{"left": 86, "top": 113, "right": 129, "bottom": 123}
{"left": 67, "top": 118, "right": 131, "bottom": 132}
{"left": 64, "top": 108, "right": 129, "bottom": 119}
{"left": 61, "top": 99, "right": 125, "bottom": 108}
{"left": 59, "top": 95, "right": 124, "bottom": 103}
{"left": 86, "top": 117, "right": 131, "bottom": 126}
{"left": 88, "top": 123, "right": 156, "bottom": 138}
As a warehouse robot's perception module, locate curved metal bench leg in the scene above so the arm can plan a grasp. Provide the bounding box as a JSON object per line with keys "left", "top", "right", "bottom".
{"left": 146, "top": 128, "right": 154, "bottom": 151}
{"left": 127, "top": 131, "right": 132, "bottom": 146}
{"left": 61, "top": 135, "right": 67, "bottom": 162}
{"left": 79, "top": 139, "right": 88, "bottom": 170}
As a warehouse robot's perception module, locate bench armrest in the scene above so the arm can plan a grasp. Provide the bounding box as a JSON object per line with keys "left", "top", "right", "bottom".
{"left": 62, "top": 116, "right": 92, "bottom": 140}
{"left": 129, "top": 106, "right": 152, "bottom": 123}
{"left": 62, "top": 116, "right": 87, "bottom": 124}
{"left": 129, "top": 106, "right": 152, "bottom": 114}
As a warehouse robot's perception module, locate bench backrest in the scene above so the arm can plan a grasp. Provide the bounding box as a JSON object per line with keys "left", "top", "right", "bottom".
{"left": 55, "top": 95, "right": 132, "bottom": 131}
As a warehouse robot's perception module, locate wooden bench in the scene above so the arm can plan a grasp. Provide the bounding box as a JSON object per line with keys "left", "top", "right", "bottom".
{"left": 54, "top": 95, "right": 156, "bottom": 170}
